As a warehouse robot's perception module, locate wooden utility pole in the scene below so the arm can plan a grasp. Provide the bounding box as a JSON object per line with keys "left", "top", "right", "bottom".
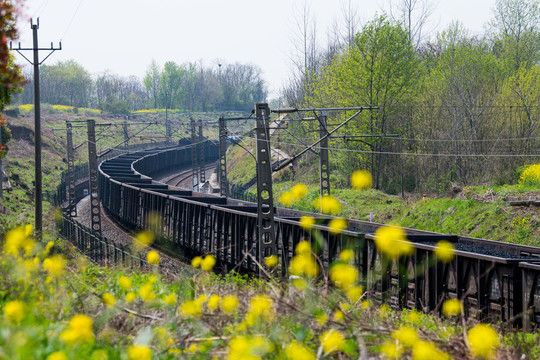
{"left": 12, "top": 19, "right": 61, "bottom": 238}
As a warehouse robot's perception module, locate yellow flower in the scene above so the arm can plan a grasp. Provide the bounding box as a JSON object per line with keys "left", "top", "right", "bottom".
{"left": 178, "top": 300, "right": 203, "bottom": 317}
{"left": 227, "top": 335, "right": 272, "bottom": 360}
{"left": 42, "top": 255, "right": 66, "bottom": 278}
{"left": 333, "top": 310, "right": 345, "bottom": 321}
{"left": 299, "top": 216, "right": 316, "bottom": 230}
{"left": 315, "top": 312, "right": 328, "bottom": 326}
{"left": 125, "top": 292, "right": 136, "bottom": 304}
{"left": 442, "top": 298, "right": 462, "bottom": 316}
{"left": 316, "top": 195, "right": 341, "bottom": 215}
{"left": 44, "top": 241, "right": 54, "bottom": 254}
{"left": 102, "top": 293, "right": 116, "bottom": 308}
{"left": 284, "top": 341, "right": 316, "bottom": 360}
{"left": 280, "top": 191, "right": 294, "bottom": 206}
{"left": 339, "top": 249, "right": 355, "bottom": 262}
{"left": 373, "top": 225, "right": 413, "bottom": 260}
{"left": 247, "top": 294, "right": 273, "bottom": 319}
{"left": 350, "top": 170, "right": 372, "bottom": 190}
{"left": 264, "top": 255, "right": 278, "bottom": 268}
{"left": 221, "top": 295, "right": 239, "bottom": 314}
{"left": 412, "top": 340, "right": 448, "bottom": 360}
{"left": 118, "top": 275, "right": 132, "bottom": 290}
{"left": 163, "top": 293, "right": 177, "bottom": 306}
{"left": 392, "top": 326, "right": 419, "bottom": 348}
{"left": 320, "top": 329, "right": 345, "bottom": 354}
{"left": 148, "top": 274, "right": 158, "bottom": 283}
{"left": 289, "top": 254, "right": 319, "bottom": 278}
{"left": 201, "top": 255, "right": 216, "bottom": 271}
{"left": 4, "top": 226, "right": 28, "bottom": 256}
{"left": 291, "top": 184, "right": 308, "bottom": 199}
{"left": 47, "top": 352, "right": 68, "bottom": 360}
{"left": 328, "top": 218, "right": 348, "bottom": 235}
{"left": 3, "top": 300, "right": 24, "bottom": 322}
{"left": 147, "top": 250, "right": 160, "bottom": 265}
{"left": 380, "top": 341, "right": 403, "bottom": 359}
{"left": 191, "top": 256, "right": 202, "bottom": 268}
{"left": 435, "top": 240, "right": 455, "bottom": 263}
{"left": 138, "top": 283, "right": 155, "bottom": 302}
{"left": 329, "top": 263, "right": 358, "bottom": 289}
{"left": 60, "top": 314, "right": 94, "bottom": 345}
{"left": 295, "top": 241, "right": 311, "bottom": 255}
{"left": 468, "top": 324, "right": 499, "bottom": 359}
{"left": 127, "top": 344, "right": 152, "bottom": 360}
{"left": 346, "top": 285, "right": 364, "bottom": 302}
{"left": 186, "top": 344, "right": 197, "bottom": 353}
{"left": 292, "top": 277, "right": 309, "bottom": 291}
{"left": 134, "top": 230, "right": 154, "bottom": 250}
{"left": 207, "top": 294, "right": 221, "bottom": 312}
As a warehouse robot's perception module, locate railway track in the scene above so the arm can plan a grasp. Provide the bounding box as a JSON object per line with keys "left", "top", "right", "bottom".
{"left": 162, "top": 163, "right": 217, "bottom": 189}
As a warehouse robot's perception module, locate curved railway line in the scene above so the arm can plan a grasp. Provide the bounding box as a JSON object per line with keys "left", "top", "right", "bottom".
{"left": 74, "top": 140, "right": 540, "bottom": 330}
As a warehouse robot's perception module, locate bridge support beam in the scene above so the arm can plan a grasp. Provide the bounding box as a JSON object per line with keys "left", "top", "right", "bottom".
{"left": 255, "top": 103, "right": 277, "bottom": 274}
{"left": 218, "top": 116, "right": 228, "bottom": 197}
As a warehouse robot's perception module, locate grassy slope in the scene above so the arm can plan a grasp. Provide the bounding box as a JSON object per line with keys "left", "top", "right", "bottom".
{"left": 228, "top": 142, "right": 540, "bottom": 247}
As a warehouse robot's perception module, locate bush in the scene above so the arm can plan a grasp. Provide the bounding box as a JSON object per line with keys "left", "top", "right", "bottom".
{"left": 518, "top": 164, "right": 540, "bottom": 186}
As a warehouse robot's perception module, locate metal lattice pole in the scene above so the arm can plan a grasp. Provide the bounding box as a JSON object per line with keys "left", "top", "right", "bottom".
{"left": 198, "top": 120, "right": 206, "bottom": 184}
{"left": 87, "top": 119, "right": 102, "bottom": 236}
{"left": 190, "top": 119, "right": 198, "bottom": 191}
{"left": 218, "top": 116, "right": 228, "bottom": 197}
{"left": 318, "top": 111, "right": 330, "bottom": 196}
{"left": 66, "top": 122, "right": 77, "bottom": 216}
{"left": 255, "top": 103, "right": 276, "bottom": 274}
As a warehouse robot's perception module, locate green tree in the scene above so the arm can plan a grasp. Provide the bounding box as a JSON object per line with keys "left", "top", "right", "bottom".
{"left": 489, "top": 0, "right": 540, "bottom": 72}
{"left": 40, "top": 60, "right": 93, "bottom": 107}
{"left": 143, "top": 59, "right": 161, "bottom": 109}
{"left": 308, "top": 15, "right": 420, "bottom": 189}
{"left": 0, "top": 1, "right": 24, "bottom": 111}
{"left": 159, "top": 61, "right": 183, "bottom": 110}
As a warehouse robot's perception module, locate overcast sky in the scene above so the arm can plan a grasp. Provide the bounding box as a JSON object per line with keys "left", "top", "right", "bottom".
{"left": 13, "top": 0, "right": 497, "bottom": 98}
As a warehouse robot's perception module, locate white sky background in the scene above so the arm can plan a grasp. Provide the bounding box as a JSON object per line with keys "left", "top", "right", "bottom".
{"left": 13, "top": 0, "right": 496, "bottom": 99}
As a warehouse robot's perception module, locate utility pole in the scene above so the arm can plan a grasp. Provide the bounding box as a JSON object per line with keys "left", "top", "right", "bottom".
{"left": 318, "top": 111, "right": 330, "bottom": 197}
{"left": 218, "top": 116, "right": 228, "bottom": 197}
{"left": 0, "top": 120, "right": 3, "bottom": 198}
{"left": 255, "top": 103, "right": 277, "bottom": 275}
{"left": 11, "top": 19, "right": 61, "bottom": 239}
{"left": 198, "top": 120, "right": 206, "bottom": 185}
{"left": 190, "top": 119, "right": 198, "bottom": 191}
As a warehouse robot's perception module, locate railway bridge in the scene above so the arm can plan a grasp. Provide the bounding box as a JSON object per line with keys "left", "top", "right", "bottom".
{"left": 55, "top": 103, "right": 540, "bottom": 330}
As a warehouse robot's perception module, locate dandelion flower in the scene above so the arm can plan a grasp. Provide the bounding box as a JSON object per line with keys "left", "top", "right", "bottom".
{"left": 102, "top": 293, "right": 116, "bottom": 308}
{"left": 412, "top": 340, "right": 448, "bottom": 360}
{"left": 442, "top": 298, "right": 462, "bottom": 317}
{"left": 329, "top": 263, "right": 358, "bottom": 289}
{"left": 3, "top": 300, "right": 24, "bottom": 322}
{"left": 118, "top": 275, "right": 132, "bottom": 290}
{"left": 339, "top": 249, "right": 355, "bottom": 262}
{"left": 128, "top": 345, "right": 152, "bottom": 360}
{"left": 299, "top": 216, "right": 316, "bottom": 230}
{"left": 138, "top": 283, "right": 155, "bottom": 302}
{"left": 46, "top": 352, "right": 68, "bottom": 360}
{"left": 289, "top": 254, "right": 319, "bottom": 278}
{"left": 134, "top": 230, "right": 154, "bottom": 250}
{"left": 333, "top": 310, "right": 345, "bottom": 321}
{"left": 316, "top": 195, "right": 341, "bottom": 215}
{"left": 221, "top": 295, "right": 239, "bottom": 314}
{"left": 280, "top": 192, "right": 294, "bottom": 206}
{"left": 125, "top": 292, "right": 136, "bottom": 304}
{"left": 350, "top": 170, "right": 372, "bottom": 190}
{"left": 200, "top": 255, "right": 216, "bottom": 271}
{"left": 346, "top": 285, "right": 364, "bottom": 302}
{"left": 290, "top": 184, "right": 308, "bottom": 199}
{"left": 295, "top": 241, "right": 311, "bottom": 255}
{"left": 284, "top": 341, "right": 316, "bottom": 360}
{"left": 163, "top": 293, "right": 177, "bottom": 306}
{"left": 320, "top": 329, "right": 345, "bottom": 354}
{"left": 468, "top": 324, "right": 499, "bottom": 359}
{"left": 60, "top": 314, "right": 94, "bottom": 345}
{"left": 147, "top": 250, "right": 160, "bottom": 265}
{"left": 42, "top": 255, "right": 66, "bottom": 278}
{"left": 392, "top": 326, "right": 419, "bottom": 348}
{"left": 178, "top": 300, "right": 203, "bottom": 317}
{"left": 380, "top": 341, "right": 403, "bottom": 359}
{"left": 374, "top": 225, "right": 413, "bottom": 260}
{"left": 435, "top": 240, "right": 455, "bottom": 263}
{"left": 207, "top": 294, "right": 221, "bottom": 312}
{"left": 191, "top": 256, "right": 202, "bottom": 268}
{"left": 264, "top": 255, "right": 278, "bottom": 268}
{"left": 328, "top": 217, "right": 348, "bottom": 235}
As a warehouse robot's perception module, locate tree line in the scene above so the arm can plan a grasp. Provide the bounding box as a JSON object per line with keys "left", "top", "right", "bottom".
{"left": 12, "top": 59, "right": 267, "bottom": 113}
{"left": 278, "top": 0, "right": 540, "bottom": 193}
